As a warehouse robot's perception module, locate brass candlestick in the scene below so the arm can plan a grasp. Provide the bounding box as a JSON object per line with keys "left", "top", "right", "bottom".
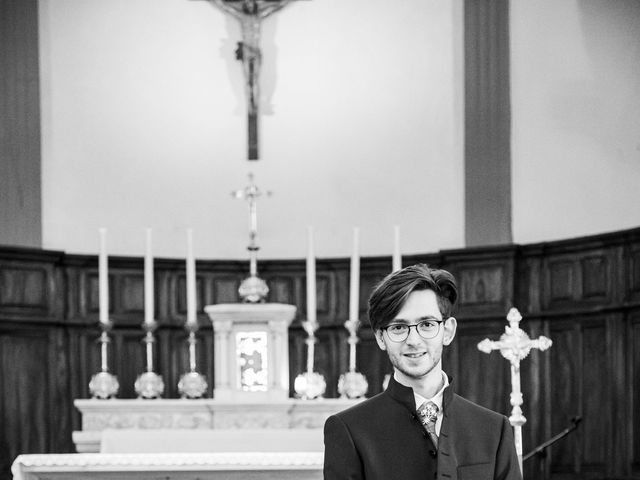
{"left": 134, "top": 321, "right": 165, "bottom": 399}
{"left": 89, "top": 320, "right": 119, "bottom": 399}
{"left": 293, "top": 320, "right": 326, "bottom": 400}
{"left": 337, "top": 318, "right": 368, "bottom": 399}
{"left": 178, "top": 323, "right": 208, "bottom": 399}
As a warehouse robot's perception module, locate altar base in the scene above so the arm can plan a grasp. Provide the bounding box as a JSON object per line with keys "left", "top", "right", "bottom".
{"left": 12, "top": 452, "right": 323, "bottom": 480}
{"left": 72, "top": 398, "right": 359, "bottom": 453}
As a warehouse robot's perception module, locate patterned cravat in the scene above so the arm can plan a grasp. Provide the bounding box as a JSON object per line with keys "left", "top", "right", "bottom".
{"left": 417, "top": 401, "right": 439, "bottom": 448}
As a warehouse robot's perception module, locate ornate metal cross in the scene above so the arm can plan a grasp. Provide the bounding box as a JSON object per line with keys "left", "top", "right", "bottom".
{"left": 477, "top": 308, "right": 552, "bottom": 475}
{"left": 202, "top": 0, "right": 299, "bottom": 160}
{"left": 232, "top": 173, "right": 271, "bottom": 302}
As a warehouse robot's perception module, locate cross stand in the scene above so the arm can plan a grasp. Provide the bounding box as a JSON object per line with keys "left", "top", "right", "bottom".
{"left": 477, "top": 308, "right": 552, "bottom": 476}
{"left": 232, "top": 173, "right": 271, "bottom": 302}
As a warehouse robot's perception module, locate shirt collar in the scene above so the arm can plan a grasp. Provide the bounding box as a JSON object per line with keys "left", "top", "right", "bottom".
{"left": 392, "top": 370, "right": 448, "bottom": 412}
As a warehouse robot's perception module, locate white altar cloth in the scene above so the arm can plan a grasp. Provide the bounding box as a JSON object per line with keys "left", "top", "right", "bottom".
{"left": 100, "top": 428, "right": 324, "bottom": 453}
{"left": 12, "top": 452, "right": 323, "bottom": 480}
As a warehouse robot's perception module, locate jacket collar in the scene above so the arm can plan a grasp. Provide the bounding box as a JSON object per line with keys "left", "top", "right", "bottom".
{"left": 386, "top": 373, "right": 455, "bottom": 414}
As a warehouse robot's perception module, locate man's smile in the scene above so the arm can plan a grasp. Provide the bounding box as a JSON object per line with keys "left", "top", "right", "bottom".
{"left": 404, "top": 352, "right": 426, "bottom": 358}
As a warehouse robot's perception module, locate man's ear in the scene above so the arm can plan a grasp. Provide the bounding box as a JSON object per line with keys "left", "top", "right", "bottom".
{"left": 374, "top": 329, "right": 387, "bottom": 351}
{"left": 443, "top": 317, "right": 457, "bottom": 346}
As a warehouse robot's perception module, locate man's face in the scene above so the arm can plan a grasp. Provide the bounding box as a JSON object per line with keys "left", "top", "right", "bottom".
{"left": 375, "top": 289, "right": 457, "bottom": 383}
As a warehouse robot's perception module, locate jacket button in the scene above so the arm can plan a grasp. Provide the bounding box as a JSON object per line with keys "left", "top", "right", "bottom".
{"left": 429, "top": 450, "right": 437, "bottom": 458}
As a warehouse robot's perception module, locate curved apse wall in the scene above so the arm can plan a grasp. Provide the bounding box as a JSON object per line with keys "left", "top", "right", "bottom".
{"left": 39, "top": 0, "right": 465, "bottom": 260}
{"left": 511, "top": 0, "right": 640, "bottom": 244}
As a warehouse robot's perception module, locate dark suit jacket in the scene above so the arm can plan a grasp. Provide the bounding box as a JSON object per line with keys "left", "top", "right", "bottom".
{"left": 323, "top": 375, "right": 522, "bottom": 480}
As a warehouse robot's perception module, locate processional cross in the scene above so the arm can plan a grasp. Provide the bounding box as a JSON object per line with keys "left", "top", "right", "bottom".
{"left": 202, "top": 0, "right": 299, "bottom": 160}
{"left": 477, "top": 308, "right": 552, "bottom": 475}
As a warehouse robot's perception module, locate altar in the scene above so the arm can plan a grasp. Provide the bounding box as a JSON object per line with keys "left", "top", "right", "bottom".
{"left": 11, "top": 452, "right": 323, "bottom": 480}
{"left": 71, "top": 397, "right": 357, "bottom": 453}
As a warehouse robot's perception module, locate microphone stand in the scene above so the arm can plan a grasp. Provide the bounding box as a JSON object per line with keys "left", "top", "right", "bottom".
{"left": 523, "top": 416, "right": 582, "bottom": 462}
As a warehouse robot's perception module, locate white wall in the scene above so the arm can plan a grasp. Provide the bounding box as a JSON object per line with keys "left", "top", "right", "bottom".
{"left": 39, "top": 0, "right": 465, "bottom": 260}
{"left": 511, "top": 0, "right": 640, "bottom": 244}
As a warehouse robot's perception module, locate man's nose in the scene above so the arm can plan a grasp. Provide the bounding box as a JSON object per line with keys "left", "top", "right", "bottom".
{"left": 405, "top": 325, "right": 423, "bottom": 345}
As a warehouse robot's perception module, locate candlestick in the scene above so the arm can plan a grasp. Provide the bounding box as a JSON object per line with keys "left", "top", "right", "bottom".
{"left": 349, "top": 337, "right": 357, "bottom": 372}
{"left": 88, "top": 320, "right": 119, "bottom": 399}
{"left": 306, "top": 226, "right": 317, "bottom": 325}
{"left": 338, "top": 318, "right": 368, "bottom": 399}
{"left": 186, "top": 229, "right": 197, "bottom": 327}
{"left": 144, "top": 228, "right": 154, "bottom": 325}
{"left": 178, "top": 323, "right": 208, "bottom": 399}
{"left": 134, "top": 322, "right": 164, "bottom": 399}
{"left": 294, "top": 320, "right": 326, "bottom": 400}
{"left": 98, "top": 228, "right": 109, "bottom": 324}
{"left": 392, "top": 225, "right": 401, "bottom": 272}
{"left": 349, "top": 227, "right": 360, "bottom": 321}
{"left": 306, "top": 335, "right": 315, "bottom": 374}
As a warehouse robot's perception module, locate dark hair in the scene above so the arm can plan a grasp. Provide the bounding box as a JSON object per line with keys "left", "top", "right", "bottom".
{"left": 368, "top": 264, "right": 458, "bottom": 331}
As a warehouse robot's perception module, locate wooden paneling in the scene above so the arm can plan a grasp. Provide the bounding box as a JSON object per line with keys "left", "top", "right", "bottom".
{"left": 452, "top": 320, "right": 511, "bottom": 414}
{"left": 0, "top": 326, "right": 72, "bottom": 477}
{"left": 542, "top": 249, "right": 616, "bottom": 310}
{"left": 628, "top": 243, "right": 640, "bottom": 304}
{"left": 0, "top": 266, "right": 47, "bottom": 309}
{"left": 442, "top": 247, "right": 516, "bottom": 317}
{"left": 2, "top": 228, "right": 640, "bottom": 480}
{"left": 631, "top": 312, "right": 640, "bottom": 478}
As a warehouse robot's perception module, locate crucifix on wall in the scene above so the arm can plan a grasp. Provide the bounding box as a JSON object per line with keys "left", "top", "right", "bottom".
{"left": 202, "top": 0, "right": 302, "bottom": 160}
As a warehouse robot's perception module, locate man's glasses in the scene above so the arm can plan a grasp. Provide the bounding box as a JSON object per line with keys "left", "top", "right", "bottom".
{"left": 382, "top": 319, "right": 444, "bottom": 342}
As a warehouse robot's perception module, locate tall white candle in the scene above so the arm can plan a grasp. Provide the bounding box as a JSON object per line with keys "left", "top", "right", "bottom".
{"left": 98, "top": 228, "right": 109, "bottom": 325}
{"left": 349, "top": 227, "right": 360, "bottom": 321}
{"left": 144, "top": 228, "right": 154, "bottom": 325}
{"left": 186, "top": 229, "right": 197, "bottom": 326}
{"left": 392, "top": 225, "right": 402, "bottom": 272}
{"left": 306, "top": 226, "right": 317, "bottom": 326}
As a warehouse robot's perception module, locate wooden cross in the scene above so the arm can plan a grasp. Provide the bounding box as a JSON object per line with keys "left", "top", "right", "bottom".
{"left": 477, "top": 308, "right": 552, "bottom": 475}
{"left": 202, "top": 0, "right": 300, "bottom": 160}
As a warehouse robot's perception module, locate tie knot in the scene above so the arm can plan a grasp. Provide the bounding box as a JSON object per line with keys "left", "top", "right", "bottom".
{"left": 417, "top": 401, "right": 439, "bottom": 425}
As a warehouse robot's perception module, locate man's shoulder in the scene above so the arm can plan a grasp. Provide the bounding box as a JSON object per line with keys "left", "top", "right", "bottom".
{"left": 449, "top": 392, "right": 509, "bottom": 425}
{"left": 329, "top": 390, "right": 394, "bottom": 422}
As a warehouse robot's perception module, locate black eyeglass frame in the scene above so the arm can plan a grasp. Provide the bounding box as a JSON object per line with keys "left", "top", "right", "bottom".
{"left": 381, "top": 320, "right": 445, "bottom": 342}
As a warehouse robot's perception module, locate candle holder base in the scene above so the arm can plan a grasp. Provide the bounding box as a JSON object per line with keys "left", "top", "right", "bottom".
{"left": 338, "top": 371, "right": 368, "bottom": 399}
{"left": 178, "top": 371, "right": 208, "bottom": 399}
{"left": 89, "top": 371, "right": 119, "bottom": 399}
{"left": 134, "top": 371, "right": 165, "bottom": 399}
{"left": 293, "top": 372, "right": 326, "bottom": 400}
{"left": 238, "top": 274, "right": 269, "bottom": 303}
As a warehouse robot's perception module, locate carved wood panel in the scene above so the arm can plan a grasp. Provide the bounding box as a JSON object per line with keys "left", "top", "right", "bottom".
{"left": 629, "top": 244, "right": 640, "bottom": 304}
{"left": 0, "top": 260, "right": 59, "bottom": 320}
{"left": 0, "top": 325, "right": 72, "bottom": 479}
{"left": 631, "top": 311, "right": 640, "bottom": 477}
{"left": 1, "top": 228, "right": 640, "bottom": 480}
{"left": 441, "top": 251, "right": 516, "bottom": 317}
{"left": 542, "top": 250, "right": 615, "bottom": 311}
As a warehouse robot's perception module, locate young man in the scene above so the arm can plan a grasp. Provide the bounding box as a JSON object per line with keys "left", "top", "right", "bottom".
{"left": 323, "top": 264, "right": 522, "bottom": 480}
